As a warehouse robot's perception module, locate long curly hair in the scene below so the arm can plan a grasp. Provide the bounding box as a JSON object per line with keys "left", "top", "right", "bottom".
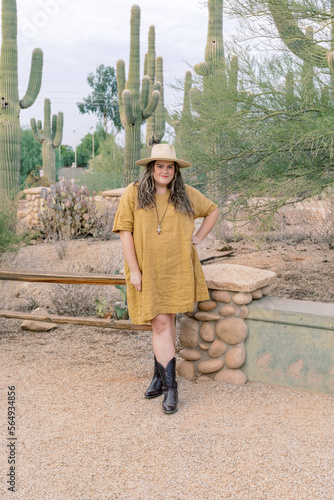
{"left": 135, "top": 161, "right": 194, "bottom": 215}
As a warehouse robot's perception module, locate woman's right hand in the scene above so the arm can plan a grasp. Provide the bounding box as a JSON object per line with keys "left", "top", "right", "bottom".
{"left": 130, "top": 270, "right": 142, "bottom": 292}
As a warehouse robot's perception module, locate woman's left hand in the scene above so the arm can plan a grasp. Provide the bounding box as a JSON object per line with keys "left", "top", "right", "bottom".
{"left": 191, "top": 235, "right": 202, "bottom": 245}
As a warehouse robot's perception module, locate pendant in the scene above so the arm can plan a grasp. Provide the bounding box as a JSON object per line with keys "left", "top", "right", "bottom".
{"left": 157, "top": 225, "right": 161, "bottom": 235}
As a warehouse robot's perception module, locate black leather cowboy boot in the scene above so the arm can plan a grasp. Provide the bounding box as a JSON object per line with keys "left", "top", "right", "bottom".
{"left": 144, "top": 355, "right": 163, "bottom": 399}
{"left": 156, "top": 357, "right": 178, "bottom": 414}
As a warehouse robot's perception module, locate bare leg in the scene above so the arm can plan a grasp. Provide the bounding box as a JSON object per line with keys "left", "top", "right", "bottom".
{"left": 151, "top": 313, "right": 176, "bottom": 368}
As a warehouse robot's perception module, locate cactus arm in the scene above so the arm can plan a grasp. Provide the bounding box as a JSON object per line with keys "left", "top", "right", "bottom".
{"left": 127, "top": 4, "right": 141, "bottom": 117}
{"left": 228, "top": 55, "right": 238, "bottom": 95}
{"left": 116, "top": 59, "right": 126, "bottom": 127}
{"left": 53, "top": 112, "right": 64, "bottom": 148}
{"left": 116, "top": 60, "right": 126, "bottom": 96}
{"left": 142, "top": 89, "right": 160, "bottom": 120}
{"left": 147, "top": 26, "right": 156, "bottom": 84}
{"left": 144, "top": 25, "right": 157, "bottom": 152}
{"left": 267, "top": 0, "right": 328, "bottom": 68}
{"left": 20, "top": 48, "right": 43, "bottom": 109}
{"left": 37, "top": 120, "right": 43, "bottom": 135}
{"left": 43, "top": 98, "right": 52, "bottom": 140}
{"left": 189, "top": 87, "right": 202, "bottom": 108}
{"left": 302, "top": 27, "right": 315, "bottom": 102}
{"left": 165, "top": 108, "right": 180, "bottom": 127}
{"left": 285, "top": 71, "right": 294, "bottom": 109}
{"left": 30, "top": 118, "right": 44, "bottom": 143}
{"left": 51, "top": 114, "right": 57, "bottom": 141}
{"left": 122, "top": 90, "right": 136, "bottom": 125}
{"left": 153, "top": 81, "right": 161, "bottom": 93}
{"left": 194, "top": 61, "right": 210, "bottom": 76}
{"left": 182, "top": 71, "right": 193, "bottom": 120}
{"left": 153, "top": 56, "right": 165, "bottom": 142}
{"left": 144, "top": 53, "right": 148, "bottom": 76}
{"left": 140, "top": 75, "right": 149, "bottom": 110}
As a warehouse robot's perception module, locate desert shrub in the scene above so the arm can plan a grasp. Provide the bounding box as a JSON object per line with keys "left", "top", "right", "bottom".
{"left": 0, "top": 198, "right": 22, "bottom": 254}
{"left": 52, "top": 239, "right": 69, "bottom": 260}
{"left": 22, "top": 165, "right": 51, "bottom": 190}
{"left": 46, "top": 253, "right": 123, "bottom": 317}
{"left": 88, "top": 209, "right": 116, "bottom": 240}
{"left": 39, "top": 176, "right": 117, "bottom": 241}
{"left": 48, "top": 283, "right": 98, "bottom": 317}
{"left": 39, "top": 176, "right": 99, "bottom": 241}
{"left": 213, "top": 218, "right": 243, "bottom": 244}
{"left": 302, "top": 200, "right": 334, "bottom": 248}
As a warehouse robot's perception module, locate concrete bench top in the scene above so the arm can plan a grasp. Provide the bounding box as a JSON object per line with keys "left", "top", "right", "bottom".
{"left": 203, "top": 263, "right": 277, "bottom": 292}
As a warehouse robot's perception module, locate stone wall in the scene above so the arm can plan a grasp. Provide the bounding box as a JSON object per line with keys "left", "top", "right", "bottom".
{"left": 17, "top": 187, "right": 50, "bottom": 229}
{"left": 17, "top": 187, "right": 125, "bottom": 230}
{"left": 178, "top": 264, "right": 277, "bottom": 385}
{"left": 95, "top": 188, "right": 125, "bottom": 215}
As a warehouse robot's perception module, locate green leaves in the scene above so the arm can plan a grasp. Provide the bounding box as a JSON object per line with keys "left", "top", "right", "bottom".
{"left": 77, "top": 64, "right": 122, "bottom": 134}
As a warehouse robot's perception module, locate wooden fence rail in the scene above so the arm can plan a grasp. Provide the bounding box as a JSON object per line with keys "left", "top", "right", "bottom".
{"left": 0, "top": 270, "right": 153, "bottom": 331}
{"left": 0, "top": 270, "right": 126, "bottom": 285}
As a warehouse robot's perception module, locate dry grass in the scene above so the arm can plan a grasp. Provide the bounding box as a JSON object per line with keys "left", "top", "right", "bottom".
{"left": 0, "top": 239, "right": 124, "bottom": 317}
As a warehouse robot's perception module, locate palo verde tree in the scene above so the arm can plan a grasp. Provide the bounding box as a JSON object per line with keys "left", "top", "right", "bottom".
{"left": 182, "top": 51, "right": 334, "bottom": 224}
{"left": 116, "top": 5, "right": 161, "bottom": 184}
{"left": 214, "top": 0, "right": 334, "bottom": 209}
{"left": 0, "top": 0, "right": 43, "bottom": 196}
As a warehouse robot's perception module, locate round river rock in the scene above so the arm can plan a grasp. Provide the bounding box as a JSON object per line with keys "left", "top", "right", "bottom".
{"left": 198, "top": 359, "right": 224, "bottom": 374}
{"left": 215, "top": 317, "right": 248, "bottom": 344}
{"left": 200, "top": 322, "right": 215, "bottom": 342}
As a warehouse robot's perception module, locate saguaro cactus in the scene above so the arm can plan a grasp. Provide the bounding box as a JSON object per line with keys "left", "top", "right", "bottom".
{"left": 301, "top": 27, "right": 316, "bottom": 105}
{"left": 267, "top": 0, "right": 333, "bottom": 70}
{"left": 192, "top": 0, "right": 239, "bottom": 110}
{"left": 116, "top": 5, "right": 161, "bottom": 184}
{"left": 194, "top": 0, "right": 225, "bottom": 84}
{"left": 0, "top": 0, "right": 43, "bottom": 195}
{"left": 30, "top": 99, "right": 63, "bottom": 184}
{"left": 165, "top": 70, "right": 193, "bottom": 151}
{"left": 144, "top": 26, "right": 165, "bottom": 156}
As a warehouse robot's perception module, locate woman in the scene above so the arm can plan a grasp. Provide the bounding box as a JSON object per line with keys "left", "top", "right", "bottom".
{"left": 113, "top": 144, "right": 219, "bottom": 414}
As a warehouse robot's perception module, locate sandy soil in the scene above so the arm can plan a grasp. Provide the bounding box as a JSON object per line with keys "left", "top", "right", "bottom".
{"left": 0, "top": 235, "right": 333, "bottom": 498}
{"left": 0, "top": 321, "right": 333, "bottom": 499}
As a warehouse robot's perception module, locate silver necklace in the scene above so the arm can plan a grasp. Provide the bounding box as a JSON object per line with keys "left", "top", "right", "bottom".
{"left": 154, "top": 200, "right": 169, "bottom": 235}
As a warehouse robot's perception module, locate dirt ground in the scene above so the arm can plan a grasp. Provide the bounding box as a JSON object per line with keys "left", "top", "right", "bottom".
{"left": 2, "top": 231, "right": 333, "bottom": 305}
{"left": 218, "top": 239, "right": 334, "bottom": 303}
{"left": 0, "top": 235, "right": 333, "bottom": 498}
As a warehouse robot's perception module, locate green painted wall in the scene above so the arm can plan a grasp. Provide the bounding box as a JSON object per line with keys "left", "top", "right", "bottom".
{"left": 244, "top": 297, "right": 334, "bottom": 396}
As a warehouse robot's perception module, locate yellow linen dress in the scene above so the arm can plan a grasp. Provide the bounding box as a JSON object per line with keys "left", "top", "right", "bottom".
{"left": 113, "top": 183, "right": 217, "bottom": 325}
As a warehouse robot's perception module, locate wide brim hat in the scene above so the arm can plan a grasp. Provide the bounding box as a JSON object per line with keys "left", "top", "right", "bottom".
{"left": 135, "top": 144, "right": 191, "bottom": 168}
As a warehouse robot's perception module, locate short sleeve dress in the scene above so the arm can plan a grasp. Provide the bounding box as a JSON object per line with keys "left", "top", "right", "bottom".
{"left": 113, "top": 183, "right": 217, "bottom": 325}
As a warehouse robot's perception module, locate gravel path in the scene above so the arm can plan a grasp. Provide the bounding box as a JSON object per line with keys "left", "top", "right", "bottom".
{"left": 0, "top": 318, "right": 333, "bottom": 499}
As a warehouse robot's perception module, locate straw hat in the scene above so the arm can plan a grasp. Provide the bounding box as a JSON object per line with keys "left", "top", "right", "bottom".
{"left": 135, "top": 144, "right": 191, "bottom": 168}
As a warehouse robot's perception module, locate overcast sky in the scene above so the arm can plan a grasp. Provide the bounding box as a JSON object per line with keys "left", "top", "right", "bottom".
{"left": 11, "top": 0, "right": 236, "bottom": 147}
